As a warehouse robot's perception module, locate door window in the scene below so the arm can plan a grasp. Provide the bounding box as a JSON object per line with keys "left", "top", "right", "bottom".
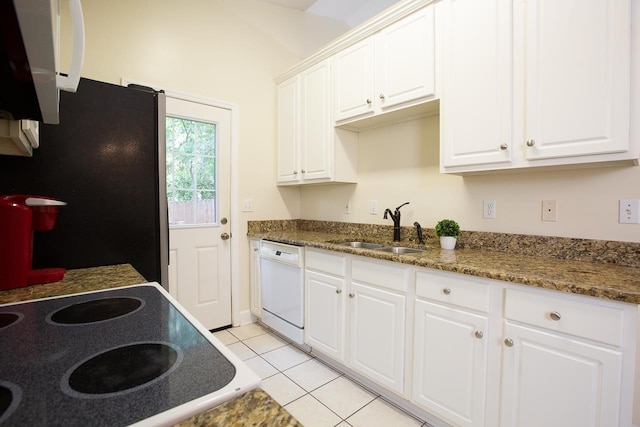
{"left": 166, "top": 117, "right": 216, "bottom": 225}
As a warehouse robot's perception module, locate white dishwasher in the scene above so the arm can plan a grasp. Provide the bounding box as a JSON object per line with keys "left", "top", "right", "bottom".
{"left": 259, "top": 241, "right": 305, "bottom": 344}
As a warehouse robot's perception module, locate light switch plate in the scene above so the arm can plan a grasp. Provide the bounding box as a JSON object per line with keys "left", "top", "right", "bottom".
{"left": 619, "top": 199, "right": 640, "bottom": 224}
{"left": 242, "top": 199, "right": 253, "bottom": 212}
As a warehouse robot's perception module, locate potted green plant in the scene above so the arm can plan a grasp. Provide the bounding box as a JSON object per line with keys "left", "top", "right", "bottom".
{"left": 435, "top": 219, "right": 460, "bottom": 250}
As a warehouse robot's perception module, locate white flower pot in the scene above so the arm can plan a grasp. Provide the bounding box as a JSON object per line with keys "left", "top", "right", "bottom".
{"left": 440, "top": 236, "right": 457, "bottom": 250}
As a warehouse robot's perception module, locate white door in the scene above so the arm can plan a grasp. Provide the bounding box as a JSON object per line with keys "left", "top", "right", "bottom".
{"left": 166, "top": 96, "right": 232, "bottom": 330}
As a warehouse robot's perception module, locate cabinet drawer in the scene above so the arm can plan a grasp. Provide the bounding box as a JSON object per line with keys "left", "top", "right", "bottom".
{"left": 305, "top": 249, "right": 347, "bottom": 276}
{"left": 352, "top": 258, "right": 409, "bottom": 293}
{"left": 504, "top": 288, "right": 625, "bottom": 346}
{"left": 416, "top": 270, "right": 490, "bottom": 312}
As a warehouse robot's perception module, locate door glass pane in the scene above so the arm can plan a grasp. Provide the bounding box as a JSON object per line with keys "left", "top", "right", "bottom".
{"left": 166, "top": 116, "right": 216, "bottom": 225}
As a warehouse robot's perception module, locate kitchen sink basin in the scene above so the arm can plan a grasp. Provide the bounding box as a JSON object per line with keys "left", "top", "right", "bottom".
{"left": 376, "top": 246, "right": 425, "bottom": 254}
{"left": 334, "top": 241, "right": 385, "bottom": 249}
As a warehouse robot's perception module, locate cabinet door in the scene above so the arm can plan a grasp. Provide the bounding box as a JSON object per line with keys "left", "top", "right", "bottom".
{"left": 349, "top": 281, "right": 405, "bottom": 394}
{"left": 276, "top": 76, "right": 300, "bottom": 183}
{"left": 333, "top": 38, "right": 375, "bottom": 122}
{"left": 305, "top": 270, "right": 345, "bottom": 361}
{"left": 522, "top": 0, "right": 630, "bottom": 160}
{"left": 300, "top": 60, "right": 332, "bottom": 182}
{"left": 500, "top": 321, "right": 624, "bottom": 427}
{"left": 413, "top": 299, "right": 488, "bottom": 427}
{"left": 249, "top": 239, "right": 261, "bottom": 317}
{"left": 377, "top": 7, "right": 436, "bottom": 111}
{"left": 440, "top": 0, "right": 513, "bottom": 168}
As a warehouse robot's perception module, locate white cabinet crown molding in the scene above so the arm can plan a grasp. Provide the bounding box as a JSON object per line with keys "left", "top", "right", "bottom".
{"left": 274, "top": 0, "right": 435, "bottom": 84}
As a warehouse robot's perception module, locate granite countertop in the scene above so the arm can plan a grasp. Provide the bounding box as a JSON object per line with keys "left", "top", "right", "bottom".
{"left": 250, "top": 229, "right": 640, "bottom": 305}
{"left": 0, "top": 264, "right": 301, "bottom": 427}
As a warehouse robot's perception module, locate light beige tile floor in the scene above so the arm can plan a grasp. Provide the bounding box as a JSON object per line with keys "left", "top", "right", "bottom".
{"left": 215, "top": 324, "right": 429, "bottom": 427}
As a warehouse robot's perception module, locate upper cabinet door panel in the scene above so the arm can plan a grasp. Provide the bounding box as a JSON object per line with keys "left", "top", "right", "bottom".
{"left": 440, "top": 0, "right": 513, "bottom": 168}
{"left": 333, "top": 39, "right": 375, "bottom": 122}
{"left": 523, "top": 0, "right": 630, "bottom": 160}
{"left": 377, "top": 7, "right": 436, "bottom": 110}
{"left": 301, "top": 60, "right": 332, "bottom": 181}
{"left": 276, "top": 76, "right": 300, "bottom": 183}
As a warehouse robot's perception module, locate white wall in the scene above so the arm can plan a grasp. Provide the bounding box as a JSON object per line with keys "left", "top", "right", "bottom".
{"left": 300, "top": 115, "right": 640, "bottom": 242}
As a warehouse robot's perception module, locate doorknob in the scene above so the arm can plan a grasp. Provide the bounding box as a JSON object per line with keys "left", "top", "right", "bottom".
{"left": 221, "top": 232, "right": 230, "bottom": 240}
{"left": 220, "top": 217, "right": 228, "bottom": 225}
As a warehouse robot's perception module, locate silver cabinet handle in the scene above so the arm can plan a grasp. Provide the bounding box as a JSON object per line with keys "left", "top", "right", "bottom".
{"left": 504, "top": 338, "right": 514, "bottom": 347}
{"left": 379, "top": 94, "right": 385, "bottom": 100}
{"left": 301, "top": 169, "right": 306, "bottom": 174}
{"left": 293, "top": 170, "right": 298, "bottom": 175}
{"left": 366, "top": 99, "right": 372, "bottom": 105}
{"left": 253, "top": 247, "right": 259, "bottom": 252}
{"left": 549, "top": 311, "right": 561, "bottom": 321}
{"left": 221, "top": 232, "right": 230, "bottom": 240}
{"left": 442, "top": 288, "right": 451, "bottom": 295}
{"left": 526, "top": 139, "right": 535, "bottom": 147}
{"left": 475, "top": 330, "right": 484, "bottom": 339}
{"left": 500, "top": 144, "right": 508, "bottom": 150}
{"left": 336, "top": 289, "right": 342, "bottom": 294}
{"left": 349, "top": 293, "right": 355, "bottom": 298}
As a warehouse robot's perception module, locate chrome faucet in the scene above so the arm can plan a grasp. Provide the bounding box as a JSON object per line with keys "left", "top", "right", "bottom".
{"left": 414, "top": 221, "right": 425, "bottom": 244}
{"left": 383, "top": 202, "right": 410, "bottom": 242}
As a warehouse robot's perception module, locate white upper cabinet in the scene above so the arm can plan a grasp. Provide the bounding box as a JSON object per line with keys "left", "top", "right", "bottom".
{"left": 440, "top": 0, "right": 634, "bottom": 173}
{"left": 439, "top": 0, "right": 513, "bottom": 169}
{"left": 521, "top": 0, "right": 630, "bottom": 161}
{"left": 277, "top": 60, "right": 358, "bottom": 185}
{"left": 333, "top": 6, "right": 437, "bottom": 126}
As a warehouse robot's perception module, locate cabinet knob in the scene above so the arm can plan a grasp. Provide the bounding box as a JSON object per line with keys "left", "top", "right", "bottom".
{"left": 379, "top": 93, "right": 385, "bottom": 100}
{"left": 253, "top": 247, "right": 259, "bottom": 252}
{"left": 366, "top": 99, "right": 372, "bottom": 105}
{"left": 293, "top": 170, "right": 298, "bottom": 175}
{"left": 442, "top": 288, "right": 451, "bottom": 295}
{"left": 336, "top": 289, "right": 342, "bottom": 294}
{"left": 526, "top": 139, "right": 536, "bottom": 147}
{"left": 504, "top": 338, "right": 514, "bottom": 347}
{"left": 549, "top": 311, "right": 561, "bottom": 321}
{"left": 349, "top": 293, "right": 355, "bottom": 298}
{"left": 500, "top": 144, "right": 508, "bottom": 150}
{"left": 301, "top": 169, "right": 306, "bottom": 174}
{"left": 474, "top": 330, "right": 484, "bottom": 339}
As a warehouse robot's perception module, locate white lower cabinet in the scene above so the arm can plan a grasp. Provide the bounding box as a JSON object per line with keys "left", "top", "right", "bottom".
{"left": 499, "top": 288, "right": 634, "bottom": 427}
{"left": 305, "top": 250, "right": 409, "bottom": 395}
{"left": 412, "top": 270, "right": 490, "bottom": 427}
{"left": 301, "top": 247, "right": 638, "bottom": 427}
{"left": 350, "top": 281, "right": 406, "bottom": 394}
{"left": 305, "top": 270, "right": 345, "bottom": 360}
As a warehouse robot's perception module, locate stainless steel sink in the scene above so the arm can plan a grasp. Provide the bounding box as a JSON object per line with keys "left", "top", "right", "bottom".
{"left": 334, "top": 241, "right": 385, "bottom": 249}
{"left": 376, "top": 246, "right": 425, "bottom": 254}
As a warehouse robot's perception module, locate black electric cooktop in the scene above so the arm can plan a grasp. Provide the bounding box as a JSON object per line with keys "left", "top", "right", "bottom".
{"left": 0, "top": 284, "right": 256, "bottom": 426}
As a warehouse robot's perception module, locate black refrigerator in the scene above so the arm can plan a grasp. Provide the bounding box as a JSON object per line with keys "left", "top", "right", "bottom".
{"left": 0, "top": 78, "right": 168, "bottom": 286}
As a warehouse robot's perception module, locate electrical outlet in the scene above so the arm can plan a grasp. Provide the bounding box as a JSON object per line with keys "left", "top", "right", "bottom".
{"left": 541, "top": 200, "right": 557, "bottom": 221}
{"left": 483, "top": 200, "right": 496, "bottom": 219}
{"left": 619, "top": 199, "right": 640, "bottom": 224}
{"left": 370, "top": 200, "right": 378, "bottom": 215}
{"left": 345, "top": 201, "right": 351, "bottom": 214}
{"left": 242, "top": 199, "right": 253, "bottom": 212}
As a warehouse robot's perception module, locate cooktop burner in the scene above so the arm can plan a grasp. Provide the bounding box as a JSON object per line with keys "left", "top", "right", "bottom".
{"left": 63, "top": 342, "right": 182, "bottom": 397}
{"left": 0, "top": 312, "right": 22, "bottom": 329}
{"left": 48, "top": 297, "right": 144, "bottom": 325}
{"left": 0, "top": 284, "right": 258, "bottom": 426}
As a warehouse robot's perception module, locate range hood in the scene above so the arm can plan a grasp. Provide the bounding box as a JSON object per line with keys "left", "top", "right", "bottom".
{"left": 0, "top": 0, "right": 85, "bottom": 125}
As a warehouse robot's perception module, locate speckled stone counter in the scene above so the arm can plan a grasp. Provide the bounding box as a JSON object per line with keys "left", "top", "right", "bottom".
{"left": 0, "top": 264, "right": 147, "bottom": 304}
{"left": 248, "top": 220, "right": 640, "bottom": 305}
{"left": 175, "top": 388, "right": 302, "bottom": 427}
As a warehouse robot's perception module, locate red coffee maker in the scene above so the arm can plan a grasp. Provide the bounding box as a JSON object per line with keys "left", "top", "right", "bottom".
{"left": 0, "top": 195, "right": 67, "bottom": 290}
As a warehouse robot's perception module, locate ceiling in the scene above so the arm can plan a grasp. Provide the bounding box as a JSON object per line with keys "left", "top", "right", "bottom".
{"left": 259, "top": 0, "right": 402, "bottom": 28}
